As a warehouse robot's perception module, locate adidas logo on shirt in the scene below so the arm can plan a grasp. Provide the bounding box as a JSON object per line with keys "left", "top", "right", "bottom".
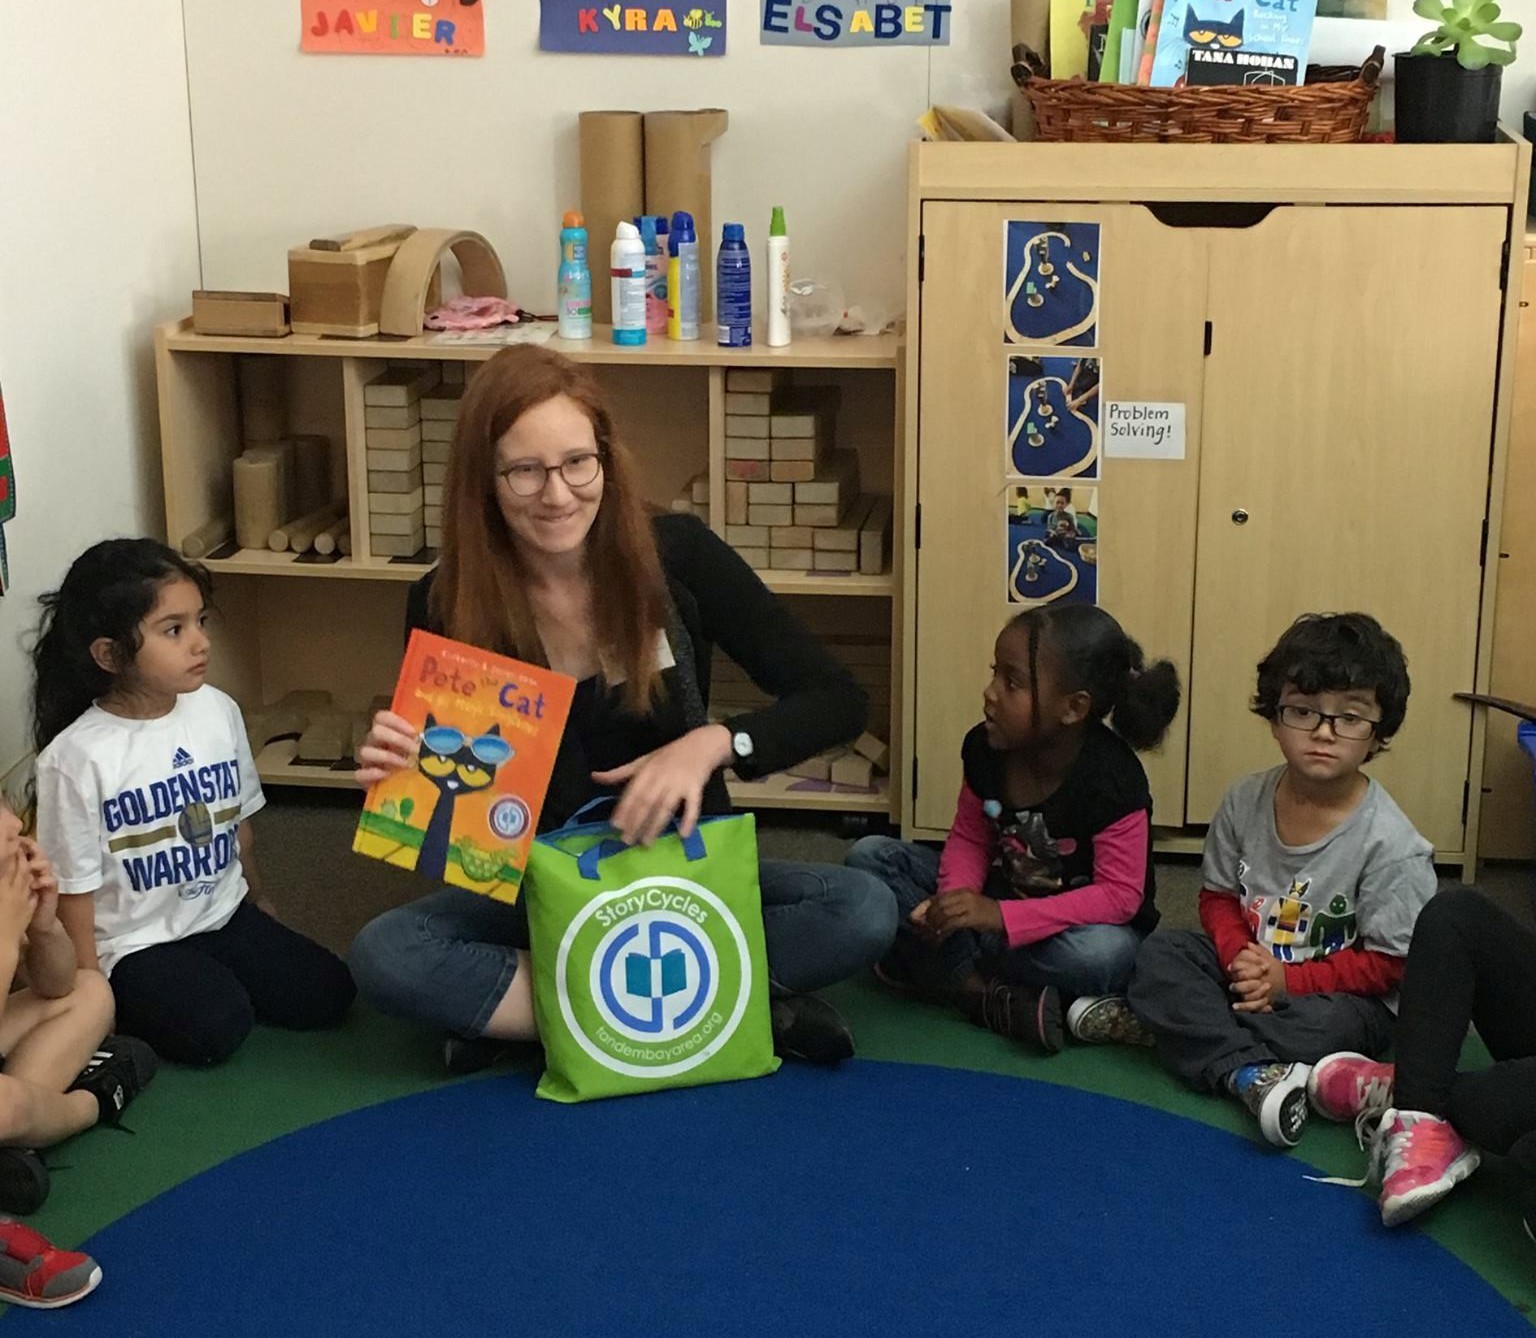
{"left": 171, "top": 748, "right": 195, "bottom": 769}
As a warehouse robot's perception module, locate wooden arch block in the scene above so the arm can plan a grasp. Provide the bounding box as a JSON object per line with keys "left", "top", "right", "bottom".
{"left": 378, "top": 228, "right": 508, "bottom": 337}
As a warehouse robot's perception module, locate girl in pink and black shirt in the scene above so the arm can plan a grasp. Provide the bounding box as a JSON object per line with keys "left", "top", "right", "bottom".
{"left": 847, "top": 605, "right": 1180, "bottom": 1053}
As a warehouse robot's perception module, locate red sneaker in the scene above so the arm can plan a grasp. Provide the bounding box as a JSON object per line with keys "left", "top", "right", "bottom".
{"left": 1308, "top": 1051, "right": 1394, "bottom": 1123}
{"left": 0, "top": 1219, "right": 101, "bottom": 1308}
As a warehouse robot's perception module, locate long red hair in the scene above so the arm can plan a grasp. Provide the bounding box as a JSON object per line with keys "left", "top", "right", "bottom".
{"left": 431, "top": 347, "right": 670, "bottom": 712}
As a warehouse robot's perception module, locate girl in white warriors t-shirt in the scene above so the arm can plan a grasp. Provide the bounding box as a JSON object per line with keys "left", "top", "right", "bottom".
{"left": 32, "top": 540, "right": 354, "bottom": 1066}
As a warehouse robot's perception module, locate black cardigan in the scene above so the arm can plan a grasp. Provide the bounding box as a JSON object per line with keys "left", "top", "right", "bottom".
{"left": 404, "top": 513, "right": 868, "bottom": 831}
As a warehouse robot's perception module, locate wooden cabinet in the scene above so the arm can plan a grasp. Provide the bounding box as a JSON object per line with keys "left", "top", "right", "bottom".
{"left": 153, "top": 324, "right": 903, "bottom": 820}
{"left": 902, "top": 140, "right": 1530, "bottom": 867}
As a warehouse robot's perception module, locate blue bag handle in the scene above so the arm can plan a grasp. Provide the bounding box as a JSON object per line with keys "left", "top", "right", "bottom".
{"left": 559, "top": 795, "right": 621, "bottom": 830}
{"left": 575, "top": 822, "right": 708, "bottom": 881}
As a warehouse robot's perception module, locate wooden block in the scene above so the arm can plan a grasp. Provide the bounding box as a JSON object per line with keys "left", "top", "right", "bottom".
{"left": 424, "top": 504, "right": 443, "bottom": 527}
{"left": 424, "top": 484, "right": 443, "bottom": 506}
{"left": 795, "top": 502, "right": 847, "bottom": 528}
{"left": 670, "top": 496, "right": 696, "bottom": 515}
{"left": 725, "top": 392, "right": 770, "bottom": 416}
{"left": 423, "top": 462, "right": 447, "bottom": 486}
{"left": 814, "top": 496, "right": 875, "bottom": 552}
{"left": 785, "top": 754, "right": 833, "bottom": 782}
{"left": 750, "top": 504, "right": 794, "bottom": 527}
{"left": 770, "top": 526, "right": 814, "bottom": 548}
{"left": 771, "top": 460, "right": 816, "bottom": 483}
{"left": 192, "top": 290, "right": 290, "bottom": 338}
{"left": 853, "top": 732, "right": 891, "bottom": 772}
{"left": 812, "top": 550, "right": 858, "bottom": 573}
{"left": 294, "top": 716, "right": 349, "bottom": 765}
{"left": 371, "top": 529, "right": 425, "bottom": 557}
{"left": 725, "top": 415, "right": 769, "bottom": 439}
{"left": 830, "top": 752, "right": 874, "bottom": 789}
{"left": 860, "top": 496, "right": 893, "bottom": 576}
{"left": 796, "top": 451, "right": 860, "bottom": 506}
{"left": 364, "top": 365, "right": 439, "bottom": 407}
{"left": 768, "top": 548, "right": 814, "bottom": 571}
{"left": 725, "top": 481, "right": 748, "bottom": 526}
{"left": 748, "top": 482, "right": 793, "bottom": 505}
{"left": 371, "top": 509, "right": 423, "bottom": 535}
{"left": 690, "top": 474, "right": 710, "bottom": 505}
{"left": 726, "top": 458, "right": 770, "bottom": 482}
{"left": 736, "top": 546, "right": 769, "bottom": 569}
{"left": 423, "top": 441, "right": 452, "bottom": 464}
{"left": 368, "top": 469, "right": 418, "bottom": 494}
{"left": 421, "top": 419, "right": 456, "bottom": 443}
{"left": 369, "top": 487, "right": 424, "bottom": 516}
{"left": 367, "top": 445, "right": 422, "bottom": 474}
{"left": 365, "top": 404, "right": 421, "bottom": 430}
{"left": 726, "top": 369, "right": 782, "bottom": 394}
{"left": 726, "top": 524, "right": 768, "bottom": 546}
{"left": 725, "top": 436, "right": 771, "bottom": 460}
{"left": 425, "top": 528, "right": 442, "bottom": 549}
{"left": 770, "top": 435, "right": 827, "bottom": 463}
{"left": 420, "top": 384, "right": 467, "bottom": 420}
{"left": 367, "top": 424, "right": 422, "bottom": 451}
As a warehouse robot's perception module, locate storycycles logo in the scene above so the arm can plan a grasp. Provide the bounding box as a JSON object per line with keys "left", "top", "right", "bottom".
{"left": 555, "top": 876, "right": 752, "bottom": 1078}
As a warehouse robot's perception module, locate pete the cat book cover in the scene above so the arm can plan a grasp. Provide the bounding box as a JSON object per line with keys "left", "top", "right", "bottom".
{"left": 1148, "top": 0, "right": 1318, "bottom": 87}
{"left": 353, "top": 630, "right": 576, "bottom": 903}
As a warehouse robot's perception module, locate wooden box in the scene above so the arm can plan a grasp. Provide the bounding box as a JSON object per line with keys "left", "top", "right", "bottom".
{"left": 288, "top": 241, "right": 404, "bottom": 338}
{"left": 192, "top": 291, "right": 290, "bottom": 338}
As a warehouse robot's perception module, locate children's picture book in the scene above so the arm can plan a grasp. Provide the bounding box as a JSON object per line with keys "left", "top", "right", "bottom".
{"left": 1148, "top": 0, "right": 1319, "bottom": 87}
{"left": 353, "top": 631, "right": 576, "bottom": 903}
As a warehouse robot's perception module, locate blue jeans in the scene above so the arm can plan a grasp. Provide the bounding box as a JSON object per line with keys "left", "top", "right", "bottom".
{"left": 846, "top": 835, "right": 1144, "bottom": 998}
{"left": 348, "top": 860, "right": 898, "bottom": 1038}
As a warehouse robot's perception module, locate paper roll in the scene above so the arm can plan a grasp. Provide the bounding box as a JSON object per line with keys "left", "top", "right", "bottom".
{"left": 233, "top": 452, "right": 288, "bottom": 550}
{"left": 579, "top": 111, "right": 646, "bottom": 325}
{"left": 643, "top": 109, "right": 728, "bottom": 325}
{"left": 237, "top": 356, "right": 287, "bottom": 445}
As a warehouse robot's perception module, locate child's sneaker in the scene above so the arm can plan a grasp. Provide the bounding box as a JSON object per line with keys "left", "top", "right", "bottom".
{"left": 0, "top": 1219, "right": 101, "bottom": 1308}
{"left": 1308, "top": 1051, "right": 1394, "bottom": 1123}
{"left": 1228, "top": 1062, "right": 1310, "bottom": 1148}
{"left": 1065, "top": 995, "right": 1156, "bottom": 1047}
{"left": 970, "top": 982, "right": 1063, "bottom": 1054}
{"left": 0, "top": 1149, "right": 49, "bottom": 1216}
{"left": 68, "top": 1035, "right": 158, "bottom": 1127}
{"left": 1375, "top": 1109, "right": 1480, "bottom": 1227}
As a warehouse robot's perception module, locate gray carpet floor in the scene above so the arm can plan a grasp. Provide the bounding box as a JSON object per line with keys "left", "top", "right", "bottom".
{"left": 248, "top": 789, "right": 1534, "bottom": 959}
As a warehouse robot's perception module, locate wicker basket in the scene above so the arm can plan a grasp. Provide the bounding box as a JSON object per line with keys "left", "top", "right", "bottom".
{"left": 1013, "top": 45, "right": 1384, "bottom": 144}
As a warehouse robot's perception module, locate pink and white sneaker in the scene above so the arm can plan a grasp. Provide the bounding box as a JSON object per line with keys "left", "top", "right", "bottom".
{"left": 1308, "top": 1051, "right": 1395, "bottom": 1123}
{"left": 1375, "top": 1109, "right": 1480, "bottom": 1227}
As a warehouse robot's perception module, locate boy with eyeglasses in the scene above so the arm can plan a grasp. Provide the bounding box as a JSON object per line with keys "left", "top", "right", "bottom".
{"left": 1076, "top": 613, "right": 1437, "bottom": 1148}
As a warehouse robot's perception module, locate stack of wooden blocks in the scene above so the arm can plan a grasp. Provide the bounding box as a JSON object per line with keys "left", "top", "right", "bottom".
{"left": 418, "top": 372, "right": 465, "bottom": 550}
{"left": 670, "top": 473, "right": 711, "bottom": 524}
{"left": 721, "top": 371, "right": 891, "bottom": 576}
{"left": 365, "top": 364, "right": 452, "bottom": 558}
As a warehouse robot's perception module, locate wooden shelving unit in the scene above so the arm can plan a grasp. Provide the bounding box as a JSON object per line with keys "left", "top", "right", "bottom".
{"left": 154, "top": 320, "right": 904, "bottom": 821}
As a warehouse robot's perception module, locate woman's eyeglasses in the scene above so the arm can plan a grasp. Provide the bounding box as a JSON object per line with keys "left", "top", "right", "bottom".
{"left": 497, "top": 452, "right": 603, "bottom": 497}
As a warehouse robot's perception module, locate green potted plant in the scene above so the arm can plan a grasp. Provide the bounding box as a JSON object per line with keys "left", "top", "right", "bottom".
{"left": 1395, "top": 0, "right": 1520, "bottom": 143}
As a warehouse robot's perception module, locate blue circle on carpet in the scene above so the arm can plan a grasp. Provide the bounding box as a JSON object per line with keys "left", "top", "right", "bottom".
{"left": 15, "top": 1062, "right": 1525, "bottom": 1337}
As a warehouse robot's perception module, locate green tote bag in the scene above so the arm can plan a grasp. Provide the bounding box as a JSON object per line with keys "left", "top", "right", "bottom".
{"left": 525, "top": 804, "right": 780, "bottom": 1103}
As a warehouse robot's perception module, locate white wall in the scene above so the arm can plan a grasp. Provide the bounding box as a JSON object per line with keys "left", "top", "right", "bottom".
{"left": 0, "top": 2, "right": 201, "bottom": 773}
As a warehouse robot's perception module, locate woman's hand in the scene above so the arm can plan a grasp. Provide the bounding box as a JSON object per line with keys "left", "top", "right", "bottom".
{"left": 355, "top": 711, "right": 420, "bottom": 787}
{"left": 912, "top": 891, "right": 1003, "bottom": 944}
{"left": 591, "top": 724, "right": 733, "bottom": 847}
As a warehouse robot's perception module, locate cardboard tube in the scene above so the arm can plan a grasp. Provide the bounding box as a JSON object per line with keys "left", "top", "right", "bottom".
{"left": 234, "top": 452, "right": 287, "bottom": 550}
{"left": 269, "top": 499, "right": 346, "bottom": 554}
{"left": 313, "top": 513, "right": 350, "bottom": 556}
{"left": 181, "top": 515, "right": 232, "bottom": 560}
{"left": 291, "top": 434, "right": 330, "bottom": 515}
{"left": 644, "top": 110, "right": 728, "bottom": 324}
{"left": 1011, "top": 0, "right": 1050, "bottom": 140}
{"left": 579, "top": 111, "right": 646, "bottom": 325}
{"left": 237, "top": 356, "right": 287, "bottom": 444}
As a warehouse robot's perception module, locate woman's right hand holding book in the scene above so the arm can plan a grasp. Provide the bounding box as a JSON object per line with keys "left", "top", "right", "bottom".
{"left": 355, "top": 710, "right": 420, "bottom": 787}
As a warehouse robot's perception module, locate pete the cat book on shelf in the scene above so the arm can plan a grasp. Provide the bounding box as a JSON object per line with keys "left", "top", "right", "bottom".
{"left": 1148, "top": 0, "right": 1318, "bottom": 88}
{"left": 353, "top": 630, "right": 576, "bottom": 903}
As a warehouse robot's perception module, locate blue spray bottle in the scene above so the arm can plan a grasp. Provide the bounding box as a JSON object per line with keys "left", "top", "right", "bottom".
{"left": 716, "top": 223, "right": 752, "bottom": 348}
{"left": 556, "top": 211, "right": 592, "bottom": 341}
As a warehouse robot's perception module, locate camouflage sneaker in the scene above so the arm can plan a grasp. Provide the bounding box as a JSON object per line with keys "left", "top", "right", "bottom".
{"left": 1066, "top": 995, "right": 1156, "bottom": 1047}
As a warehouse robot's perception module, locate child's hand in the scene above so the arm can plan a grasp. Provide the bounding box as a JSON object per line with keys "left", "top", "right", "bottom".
{"left": 355, "top": 711, "right": 420, "bottom": 787}
{"left": 917, "top": 891, "right": 1003, "bottom": 943}
{"left": 0, "top": 850, "right": 37, "bottom": 943}
{"left": 1229, "top": 943, "right": 1286, "bottom": 1012}
{"left": 19, "top": 840, "right": 58, "bottom": 935}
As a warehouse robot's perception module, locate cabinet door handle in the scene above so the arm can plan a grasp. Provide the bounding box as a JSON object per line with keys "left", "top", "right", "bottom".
{"left": 1231, "top": 509, "right": 1250, "bottom": 525}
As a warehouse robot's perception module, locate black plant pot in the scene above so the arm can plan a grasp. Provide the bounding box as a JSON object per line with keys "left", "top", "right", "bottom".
{"left": 1394, "top": 51, "right": 1502, "bottom": 143}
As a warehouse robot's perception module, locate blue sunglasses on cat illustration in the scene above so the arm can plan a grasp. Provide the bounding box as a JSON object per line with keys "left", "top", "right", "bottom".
{"left": 415, "top": 715, "right": 515, "bottom": 881}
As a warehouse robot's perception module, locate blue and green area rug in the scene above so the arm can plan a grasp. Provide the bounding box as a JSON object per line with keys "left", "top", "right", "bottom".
{"left": 6, "top": 980, "right": 1531, "bottom": 1335}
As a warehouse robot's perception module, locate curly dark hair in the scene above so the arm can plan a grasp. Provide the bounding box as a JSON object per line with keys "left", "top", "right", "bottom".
{"left": 1251, "top": 612, "right": 1410, "bottom": 747}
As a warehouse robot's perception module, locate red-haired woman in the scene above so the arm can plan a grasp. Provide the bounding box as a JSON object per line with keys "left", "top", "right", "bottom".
{"left": 350, "top": 348, "right": 897, "bottom": 1070}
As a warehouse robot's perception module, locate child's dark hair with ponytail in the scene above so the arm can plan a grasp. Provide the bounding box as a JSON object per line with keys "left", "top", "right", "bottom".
{"left": 31, "top": 539, "right": 213, "bottom": 755}
{"left": 1008, "top": 603, "right": 1181, "bottom": 750}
